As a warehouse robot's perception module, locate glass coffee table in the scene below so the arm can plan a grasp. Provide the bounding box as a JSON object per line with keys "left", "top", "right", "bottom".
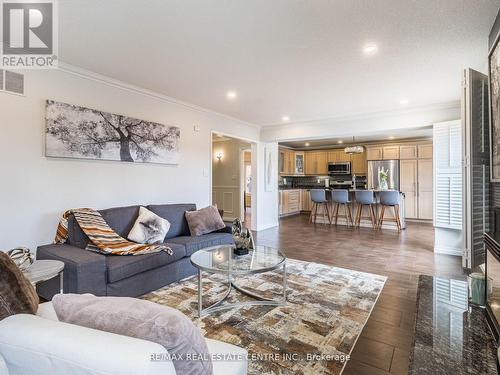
{"left": 190, "top": 245, "right": 287, "bottom": 317}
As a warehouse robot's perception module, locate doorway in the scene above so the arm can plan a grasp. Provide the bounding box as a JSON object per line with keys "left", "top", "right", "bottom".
{"left": 211, "top": 133, "right": 254, "bottom": 230}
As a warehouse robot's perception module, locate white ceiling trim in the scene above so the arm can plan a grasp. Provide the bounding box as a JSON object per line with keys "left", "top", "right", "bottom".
{"left": 57, "top": 62, "right": 261, "bottom": 130}
{"left": 262, "top": 100, "right": 460, "bottom": 130}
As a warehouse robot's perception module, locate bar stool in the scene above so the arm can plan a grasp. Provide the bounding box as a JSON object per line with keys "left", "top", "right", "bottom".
{"left": 378, "top": 190, "right": 402, "bottom": 230}
{"left": 330, "top": 189, "right": 353, "bottom": 226}
{"left": 354, "top": 190, "right": 377, "bottom": 229}
{"left": 309, "top": 189, "right": 330, "bottom": 225}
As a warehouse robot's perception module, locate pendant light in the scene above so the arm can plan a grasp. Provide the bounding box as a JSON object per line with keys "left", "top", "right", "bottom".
{"left": 344, "top": 136, "right": 364, "bottom": 154}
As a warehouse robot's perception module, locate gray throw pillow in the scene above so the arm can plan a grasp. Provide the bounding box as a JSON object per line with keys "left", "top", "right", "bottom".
{"left": 128, "top": 206, "right": 171, "bottom": 244}
{"left": 52, "top": 294, "right": 213, "bottom": 375}
{"left": 185, "top": 205, "right": 226, "bottom": 236}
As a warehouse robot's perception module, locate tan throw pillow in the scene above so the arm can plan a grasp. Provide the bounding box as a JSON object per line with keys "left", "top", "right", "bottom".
{"left": 0, "top": 251, "right": 38, "bottom": 321}
{"left": 128, "top": 206, "right": 171, "bottom": 244}
{"left": 185, "top": 205, "right": 225, "bottom": 236}
{"left": 52, "top": 294, "right": 213, "bottom": 375}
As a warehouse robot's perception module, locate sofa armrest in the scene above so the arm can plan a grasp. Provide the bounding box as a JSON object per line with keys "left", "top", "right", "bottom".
{"left": 36, "top": 244, "right": 107, "bottom": 298}
{"left": 0, "top": 314, "right": 175, "bottom": 375}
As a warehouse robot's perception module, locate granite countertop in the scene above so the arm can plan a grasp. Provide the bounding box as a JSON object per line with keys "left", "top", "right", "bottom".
{"left": 409, "top": 275, "right": 498, "bottom": 374}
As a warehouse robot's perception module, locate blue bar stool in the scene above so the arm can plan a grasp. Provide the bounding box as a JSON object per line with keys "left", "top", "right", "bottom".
{"left": 309, "top": 189, "right": 330, "bottom": 225}
{"left": 378, "top": 190, "right": 402, "bottom": 230}
{"left": 330, "top": 189, "right": 353, "bottom": 226}
{"left": 354, "top": 190, "right": 377, "bottom": 229}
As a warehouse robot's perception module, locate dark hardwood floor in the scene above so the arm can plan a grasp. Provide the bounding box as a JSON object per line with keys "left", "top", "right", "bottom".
{"left": 254, "top": 214, "right": 464, "bottom": 375}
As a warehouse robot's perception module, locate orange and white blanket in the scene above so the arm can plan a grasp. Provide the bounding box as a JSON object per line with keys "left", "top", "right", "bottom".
{"left": 55, "top": 208, "right": 172, "bottom": 256}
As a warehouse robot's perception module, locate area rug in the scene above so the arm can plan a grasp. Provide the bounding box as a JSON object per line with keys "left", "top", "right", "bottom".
{"left": 142, "top": 259, "right": 386, "bottom": 374}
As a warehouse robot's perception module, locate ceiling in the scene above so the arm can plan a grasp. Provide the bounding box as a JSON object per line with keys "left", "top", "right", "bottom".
{"left": 279, "top": 126, "right": 433, "bottom": 149}
{"left": 59, "top": 0, "right": 499, "bottom": 126}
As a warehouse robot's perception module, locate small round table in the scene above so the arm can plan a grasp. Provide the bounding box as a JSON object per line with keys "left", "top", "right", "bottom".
{"left": 23, "top": 260, "right": 65, "bottom": 294}
{"left": 190, "top": 245, "right": 287, "bottom": 317}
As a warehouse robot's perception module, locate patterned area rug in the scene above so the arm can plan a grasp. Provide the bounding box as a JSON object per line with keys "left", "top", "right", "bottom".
{"left": 142, "top": 259, "right": 386, "bottom": 374}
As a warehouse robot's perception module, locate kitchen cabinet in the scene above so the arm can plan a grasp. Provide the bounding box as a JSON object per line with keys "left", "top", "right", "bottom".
{"left": 382, "top": 146, "right": 400, "bottom": 160}
{"left": 279, "top": 149, "right": 296, "bottom": 175}
{"left": 400, "top": 159, "right": 418, "bottom": 219}
{"left": 366, "top": 147, "right": 383, "bottom": 160}
{"left": 350, "top": 152, "right": 367, "bottom": 175}
{"left": 316, "top": 152, "right": 328, "bottom": 174}
{"left": 327, "top": 149, "right": 350, "bottom": 163}
{"left": 418, "top": 159, "right": 433, "bottom": 219}
{"left": 305, "top": 151, "right": 328, "bottom": 175}
{"left": 295, "top": 152, "right": 304, "bottom": 174}
{"left": 400, "top": 145, "right": 417, "bottom": 159}
{"left": 301, "top": 190, "right": 312, "bottom": 211}
{"left": 279, "top": 190, "right": 301, "bottom": 216}
{"left": 418, "top": 143, "right": 433, "bottom": 159}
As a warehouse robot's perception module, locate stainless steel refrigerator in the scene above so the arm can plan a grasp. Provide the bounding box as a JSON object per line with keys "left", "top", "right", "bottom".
{"left": 367, "top": 160, "right": 400, "bottom": 190}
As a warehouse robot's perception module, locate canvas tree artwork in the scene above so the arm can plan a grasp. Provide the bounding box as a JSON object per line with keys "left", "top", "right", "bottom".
{"left": 45, "top": 100, "right": 180, "bottom": 164}
{"left": 491, "top": 40, "right": 500, "bottom": 181}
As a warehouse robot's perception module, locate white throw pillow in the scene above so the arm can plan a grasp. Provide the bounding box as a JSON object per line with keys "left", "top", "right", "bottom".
{"left": 128, "top": 207, "right": 170, "bottom": 244}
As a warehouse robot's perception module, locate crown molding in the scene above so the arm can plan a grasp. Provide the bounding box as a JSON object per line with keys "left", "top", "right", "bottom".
{"left": 57, "top": 62, "right": 261, "bottom": 129}
{"left": 261, "top": 100, "right": 461, "bottom": 129}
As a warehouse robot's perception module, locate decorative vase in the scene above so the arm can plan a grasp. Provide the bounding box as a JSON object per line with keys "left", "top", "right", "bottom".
{"left": 380, "top": 179, "right": 388, "bottom": 190}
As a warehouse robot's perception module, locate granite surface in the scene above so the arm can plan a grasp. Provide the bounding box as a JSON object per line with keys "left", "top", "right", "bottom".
{"left": 409, "top": 275, "right": 498, "bottom": 374}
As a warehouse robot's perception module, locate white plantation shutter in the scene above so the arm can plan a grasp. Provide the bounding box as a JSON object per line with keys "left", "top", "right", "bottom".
{"left": 433, "top": 121, "right": 462, "bottom": 229}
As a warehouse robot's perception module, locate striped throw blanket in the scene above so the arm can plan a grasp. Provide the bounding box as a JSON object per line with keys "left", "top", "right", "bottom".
{"left": 55, "top": 208, "right": 172, "bottom": 256}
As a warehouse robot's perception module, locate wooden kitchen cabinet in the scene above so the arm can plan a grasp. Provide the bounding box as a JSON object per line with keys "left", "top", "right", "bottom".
{"left": 316, "top": 152, "right": 328, "bottom": 174}
{"left": 327, "top": 149, "right": 350, "bottom": 163}
{"left": 400, "top": 145, "right": 417, "bottom": 159}
{"left": 279, "top": 189, "right": 301, "bottom": 216}
{"left": 301, "top": 190, "right": 312, "bottom": 211}
{"left": 418, "top": 143, "right": 433, "bottom": 159}
{"left": 305, "top": 151, "right": 328, "bottom": 175}
{"left": 279, "top": 149, "right": 296, "bottom": 175}
{"left": 366, "top": 146, "right": 383, "bottom": 160}
{"left": 418, "top": 159, "right": 433, "bottom": 219}
{"left": 382, "top": 146, "right": 400, "bottom": 160}
{"left": 350, "top": 152, "right": 367, "bottom": 175}
{"left": 400, "top": 159, "right": 418, "bottom": 219}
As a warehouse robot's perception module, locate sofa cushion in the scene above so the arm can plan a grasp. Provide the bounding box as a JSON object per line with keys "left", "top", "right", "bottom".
{"left": 147, "top": 204, "right": 196, "bottom": 240}
{"left": 185, "top": 205, "right": 226, "bottom": 236}
{"left": 168, "top": 233, "right": 234, "bottom": 256}
{"left": 68, "top": 206, "right": 141, "bottom": 248}
{"left": 106, "top": 243, "right": 186, "bottom": 283}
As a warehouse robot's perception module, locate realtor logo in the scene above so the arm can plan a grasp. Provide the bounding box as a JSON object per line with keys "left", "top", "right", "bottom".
{"left": 1, "top": 0, "right": 58, "bottom": 68}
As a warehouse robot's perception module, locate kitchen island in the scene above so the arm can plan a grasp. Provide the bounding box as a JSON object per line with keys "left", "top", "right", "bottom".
{"left": 279, "top": 188, "right": 405, "bottom": 230}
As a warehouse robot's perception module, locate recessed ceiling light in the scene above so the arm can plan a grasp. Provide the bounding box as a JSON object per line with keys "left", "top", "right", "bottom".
{"left": 226, "top": 91, "right": 237, "bottom": 100}
{"left": 305, "top": 142, "right": 310, "bottom": 147}
{"left": 282, "top": 116, "right": 290, "bottom": 122}
{"left": 337, "top": 140, "right": 343, "bottom": 144}
{"left": 363, "top": 43, "right": 378, "bottom": 55}
{"left": 400, "top": 99, "right": 409, "bottom": 105}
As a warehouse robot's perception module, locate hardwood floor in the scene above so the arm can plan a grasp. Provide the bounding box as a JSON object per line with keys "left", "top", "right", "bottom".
{"left": 253, "top": 214, "right": 464, "bottom": 375}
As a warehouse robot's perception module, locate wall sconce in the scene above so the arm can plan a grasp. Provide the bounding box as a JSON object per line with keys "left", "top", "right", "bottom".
{"left": 216, "top": 151, "right": 223, "bottom": 161}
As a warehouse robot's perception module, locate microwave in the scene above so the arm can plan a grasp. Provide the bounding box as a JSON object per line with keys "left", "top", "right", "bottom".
{"left": 328, "top": 162, "right": 351, "bottom": 175}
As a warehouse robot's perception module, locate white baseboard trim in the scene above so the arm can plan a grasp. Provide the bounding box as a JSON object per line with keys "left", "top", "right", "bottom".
{"left": 434, "top": 246, "right": 462, "bottom": 256}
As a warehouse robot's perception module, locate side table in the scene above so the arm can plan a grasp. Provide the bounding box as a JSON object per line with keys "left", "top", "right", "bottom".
{"left": 23, "top": 260, "right": 64, "bottom": 294}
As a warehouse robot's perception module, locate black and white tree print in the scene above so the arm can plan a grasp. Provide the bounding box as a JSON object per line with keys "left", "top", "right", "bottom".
{"left": 45, "top": 100, "right": 180, "bottom": 164}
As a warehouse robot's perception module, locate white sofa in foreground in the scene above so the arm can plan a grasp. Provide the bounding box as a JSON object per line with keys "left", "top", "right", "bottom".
{"left": 0, "top": 302, "right": 247, "bottom": 375}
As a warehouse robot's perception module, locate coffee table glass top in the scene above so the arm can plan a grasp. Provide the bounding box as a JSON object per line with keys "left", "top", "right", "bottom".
{"left": 190, "top": 245, "right": 286, "bottom": 274}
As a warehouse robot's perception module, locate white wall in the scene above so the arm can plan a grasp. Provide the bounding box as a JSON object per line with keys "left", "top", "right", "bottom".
{"left": 261, "top": 102, "right": 461, "bottom": 142}
{"left": 0, "top": 67, "right": 260, "bottom": 250}
{"left": 253, "top": 142, "right": 279, "bottom": 231}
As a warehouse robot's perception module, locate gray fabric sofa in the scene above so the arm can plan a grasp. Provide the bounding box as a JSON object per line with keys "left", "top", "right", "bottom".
{"left": 36, "top": 204, "right": 234, "bottom": 300}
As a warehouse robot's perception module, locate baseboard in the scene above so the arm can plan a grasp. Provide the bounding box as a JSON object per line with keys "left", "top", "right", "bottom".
{"left": 434, "top": 246, "right": 462, "bottom": 256}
